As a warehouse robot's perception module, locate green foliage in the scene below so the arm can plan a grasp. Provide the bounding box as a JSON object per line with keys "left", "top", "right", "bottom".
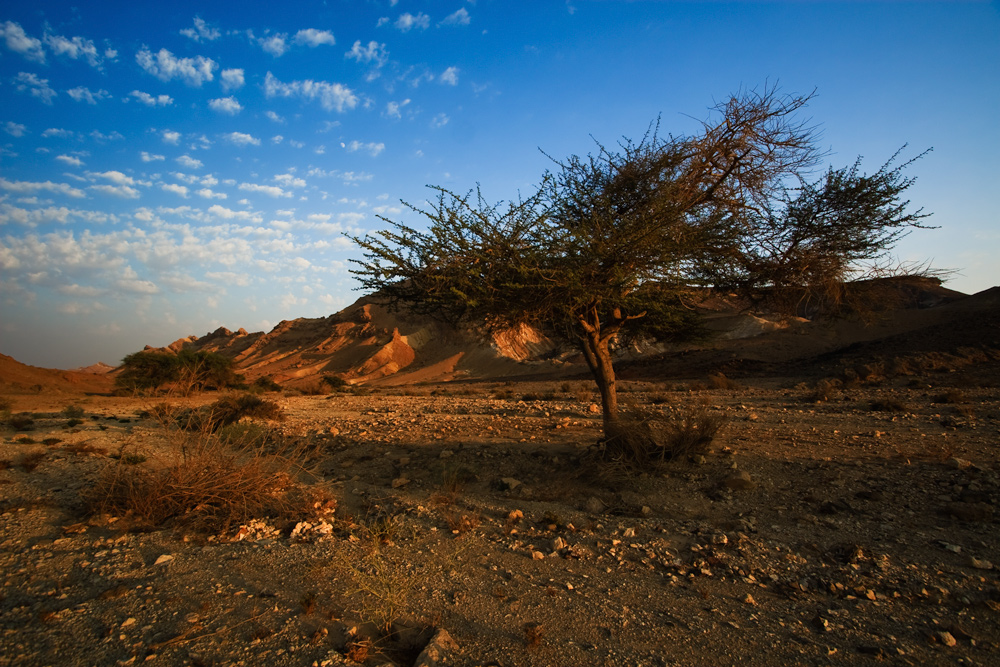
{"left": 115, "top": 349, "right": 243, "bottom": 395}
{"left": 350, "top": 85, "right": 931, "bottom": 431}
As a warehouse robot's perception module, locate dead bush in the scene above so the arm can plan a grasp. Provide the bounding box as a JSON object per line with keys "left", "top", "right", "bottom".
{"left": 707, "top": 373, "right": 741, "bottom": 390}
{"left": 933, "top": 389, "right": 969, "bottom": 404}
{"left": 870, "top": 398, "right": 909, "bottom": 413}
{"left": 175, "top": 394, "right": 285, "bottom": 433}
{"left": 600, "top": 403, "right": 725, "bottom": 468}
{"left": 85, "top": 423, "right": 304, "bottom": 532}
{"left": 18, "top": 451, "right": 46, "bottom": 472}
{"left": 808, "top": 379, "right": 841, "bottom": 403}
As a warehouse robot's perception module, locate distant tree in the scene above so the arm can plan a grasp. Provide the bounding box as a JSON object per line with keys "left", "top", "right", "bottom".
{"left": 349, "top": 85, "right": 932, "bottom": 456}
{"left": 115, "top": 351, "right": 181, "bottom": 394}
{"left": 115, "top": 349, "right": 242, "bottom": 396}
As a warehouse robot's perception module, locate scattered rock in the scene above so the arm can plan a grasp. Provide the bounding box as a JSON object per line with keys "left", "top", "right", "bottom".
{"left": 935, "top": 630, "right": 957, "bottom": 647}
{"left": 967, "top": 556, "right": 994, "bottom": 570}
{"left": 153, "top": 554, "right": 174, "bottom": 566}
{"left": 412, "top": 628, "right": 459, "bottom": 667}
{"left": 722, "top": 471, "right": 755, "bottom": 490}
{"left": 391, "top": 476, "right": 411, "bottom": 488}
{"left": 584, "top": 497, "right": 606, "bottom": 514}
{"left": 498, "top": 477, "right": 522, "bottom": 491}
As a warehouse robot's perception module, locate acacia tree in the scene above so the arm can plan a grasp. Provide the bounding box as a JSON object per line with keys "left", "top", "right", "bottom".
{"left": 349, "top": 86, "right": 930, "bottom": 451}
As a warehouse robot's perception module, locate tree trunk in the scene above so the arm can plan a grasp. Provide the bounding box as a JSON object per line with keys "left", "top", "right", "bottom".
{"left": 579, "top": 331, "right": 619, "bottom": 432}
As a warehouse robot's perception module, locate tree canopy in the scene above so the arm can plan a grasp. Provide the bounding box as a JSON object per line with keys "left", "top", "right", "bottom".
{"left": 349, "top": 85, "right": 932, "bottom": 455}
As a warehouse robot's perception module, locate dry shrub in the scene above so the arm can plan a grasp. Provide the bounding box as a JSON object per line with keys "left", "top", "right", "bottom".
{"left": 332, "top": 543, "right": 416, "bottom": 632}
{"left": 18, "top": 451, "right": 46, "bottom": 472}
{"left": 708, "top": 373, "right": 741, "bottom": 390}
{"left": 7, "top": 414, "right": 35, "bottom": 430}
{"left": 176, "top": 393, "right": 285, "bottom": 433}
{"left": 933, "top": 389, "right": 969, "bottom": 404}
{"left": 870, "top": 398, "right": 909, "bottom": 413}
{"left": 808, "top": 378, "right": 841, "bottom": 403}
{"left": 64, "top": 442, "right": 106, "bottom": 456}
{"left": 85, "top": 424, "right": 304, "bottom": 531}
{"left": 601, "top": 403, "right": 725, "bottom": 468}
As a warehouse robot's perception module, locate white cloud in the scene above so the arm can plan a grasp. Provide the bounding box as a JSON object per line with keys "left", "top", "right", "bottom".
{"left": 271, "top": 135, "right": 284, "bottom": 144}
{"left": 0, "top": 177, "right": 86, "bottom": 198}
{"left": 209, "top": 96, "right": 242, "bottom": 115}
{"left": 56, "top": 154, "right": 84, "bottom": 167}
{"left": 67, "top": 86, "right": 110, "bottom": 104}
{"left": 90, "top": 184, "right": 140, "bottom": 199}
{"left": 342, "top": 140, "right": 385, "bottom": 157}
{"left": 91, "top": 171, "right": 137, "bottom": 186}
{"left": 441, "top": 8, "right": 471, "bottom": 26}
{"left": 206, "top": 204, "right": 261, "bottom": 221}
{"left": 294, "top": 29, "right": 335, "bottom": 47}
{"left": 129, "top": 90, "right": 173, "bottom": 106}
{"left": 90, "top": 130, "right": 124, "bottom": 142}
{"left": 265, "top": 110, "right": 285, "bottom": 124}
{"left": 141, "top": 151, "right": 165, "bottom": 162}
{"left": 259, "top": 33, "right": 288, "bottom": 57}
{"left": 4, "top": 121, "right": 27, "bottom": 137}
{"left": 394, "top": 13, "right": 430, "bottom": 32}
{"left": 43, "top": 32, "right": 102, "bottom": 68}
{"left": 1, "top": 21, "right": 45, "bottom": 63}
{"left": 13, "top": 72, "right": 57, "bottom": 104}
{"left": 200, "top": 175, "right": 218, "bottom": 186}
{"left": 263, "top": 72, "right": 358, "bottom": 113}
{"left": 220, "top": 68, "right": 244, "bottom": 92}
{"left": 439, "top": 67, "right": 459, "bottom": 86}
{"left": 176, "top": 155, "right": 203, "bottom": 169}
{"left": 136, "top": 47, "right": 217, "bottom": 86}
{"left": 196, "top": 188, "right": 226, "bottom": 200}
{"left": 162, "top": 130, "right": 181, "bottom": 144}
{"left": 432, "top": 113, "right": 450, "bottom": 128}
{"left": 180, "top": 17, "right": 220, "bottom": 42}
{"left": 224, "top": 132, "right": 260, "bottom": 147}
{"left": 385, "top": 99, "right": 411, "bottom": 119}
{"left": 239, "top": 182, "right": 290, "bottom": 198}
{"left": 42, "top": 128, "right": 73, "bottom": 138}
{"left": 345, "top": 40, "right": 388, "bottom": 66}
{"left": 274, "top": 173, "right": 306, "bottom": 188}
{"left": 161, "top": 183, "right": 189, "bottom": 198}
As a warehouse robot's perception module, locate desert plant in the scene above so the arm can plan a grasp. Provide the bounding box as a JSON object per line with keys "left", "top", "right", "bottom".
{"left": 933, "top": 389, "right": 969, "bottom": 404}
{"left": 62, "top": 405, "right": 85, "bottom": 419}
{"left": 178, "top": 393, "right": 285, "bottom": 433}
{"left": 331, "top": 543, "right": 417, "bottom": 632}
{"left": 870, "top": 398, "right": 909, "bottom": 413}
{"left": 321, "top": 374, "right": 349, "bottom": 391}
{"left": 251, "top": 376, "right": 283, "bottom": 392}
{"left": 18, "top": 451, "right": 46, "bottom": 472}
{"left": 708, "top": 373, "right": 741, "bottom": 390}
{"left": 601, "top": 403, "right": 724, "bottom": 467}
{"left": 808, "top": 378, "right": 841, "bottom": 403}
{"left": 7, "top": 414, "right": 35, "bottom": 431}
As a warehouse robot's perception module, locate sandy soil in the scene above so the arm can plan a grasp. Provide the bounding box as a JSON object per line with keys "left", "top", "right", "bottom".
{"left": 1, "top": 365, "right": 999, "bottom": 667}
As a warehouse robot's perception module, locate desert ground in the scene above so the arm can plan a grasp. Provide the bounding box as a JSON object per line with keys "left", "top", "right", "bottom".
{"left": 2, "top": 282, "right": 999, "bottom": 666}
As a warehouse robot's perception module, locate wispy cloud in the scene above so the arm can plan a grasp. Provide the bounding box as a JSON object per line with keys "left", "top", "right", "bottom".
{"left": 43, "top": 32, "right": 103, "bottom": 68}
{"left": 294, "top": 29, "right": 335, "bottom": 47}
{"left": 263, "top": 72, "right": 359, "bottom": 113}
{"left": 161, "top": 183, "right": 189, "bottom": 198}
{"left": 342, "top": 140, "right": 385, "bottom": 157}
{"left": 391, "top": 13, "right": 430, "bottom": 32}
{"left": 385, "top": 99, "right": 410, "bottom": 119}
{"left": 180, "top": 17, "right": 220, "bottom": 42}
{"left": 136, "top": 47, "right": 217, "bottom": 86}
{"left": 265, "top": 110, "right": 285, "bottom": 124}
{"left": 129, "top": 90, "right": 173, "bottom": 106}
{"left": 239, "top": 182, "right": 291, "bottom": 198}
{"left": 4, "top": 121, "right": 27, "bottom": 137}
{"left": 209, "top": 96, "right": 243, "bottom": 115}
{"left": 224, "top": 131, "right": 260, "bottom": 147}
{"left": 13, "top": 72, "right": 57, "bottom": 104}
{"left": 176, "top": 155, "right": 203, "bottom": 169}
{"left": 0, "top": 177, "right": 86, "bottom": 198}
{"left": 259, "top": 33, "right": 288, "bottom": 57}
{"left": 345, "top": 40, "right": 389, "bottom": 81}
{"left": 441, "top": 8, "right": 471, "bottom": 26}
{"left": 440, "top": 67, "right": 459, "bottom": 86}
{"left": 56, "top": 154, "right": 84, "bottom": 167}
{"left": 0, "top": 21, "right": 46, "bottom": 63}
{"left": 220, "top": 68, "right": 244, "bottom": 92}
{"left": 162, "top": 130, "right": 181, "bottom": 144}
{"left": 67, "top": 87, "right": 110, "bottom": 104}
{"left": 140, "top": 151, "right": 165, "bottom": 162}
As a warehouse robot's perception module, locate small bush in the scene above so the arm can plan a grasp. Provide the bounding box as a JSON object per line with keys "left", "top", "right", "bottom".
{"left": 180, "top": 394, "right": 285, "bottom": 433}
{"left": 933, "top": 389, "right": 969, "bottom": 404}
{"left": 808, "top": 379, "right": 841, "bottom": 403}
{"left": 251, "top": 376, "right": 283, "bottom": 392}
{"left": 298, "top": 383, "right": 327, "bottom": 396}
{"left": 62, "top": 405, "right": 85, "bottom": 419}
{"left": 321, "top": 374, "right": 349, "bottom": 390}
{"left": 870, "top": 398, "right": 909, "bottom": 413}
{"left": 601, "top": 403, "right": 725, "bottom": 467}
{"left": 65, "top": 418, "right": 84, "bottom": 428}
{"left": 18, "top": 451, "right": 46, "bottom": 472}
{"left": 7, "top": 414, "right": 35, "bottom": 431}
{"left": 707, "top": 373, "right": 741, "bottom": 390}
{"left": 0, "top": 397, "right": 14, "bottom": 413}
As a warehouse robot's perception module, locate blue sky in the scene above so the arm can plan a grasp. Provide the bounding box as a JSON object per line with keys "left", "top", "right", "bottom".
{"left": 1, "top": 1, "right": 998, "bottom": 369}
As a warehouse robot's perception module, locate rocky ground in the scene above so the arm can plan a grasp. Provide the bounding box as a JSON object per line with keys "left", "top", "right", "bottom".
{"left": 1, "top": 369, "right": 999, "bottom": 666}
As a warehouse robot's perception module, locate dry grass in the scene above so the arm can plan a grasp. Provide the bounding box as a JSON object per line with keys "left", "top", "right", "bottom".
{"left": 600, "top": 402, "right": 725, "bottom": 468}
{"left": 18, "top": 451, "right": 46, "bottom": 472}
{"left": 85, "top": 416, "right": 307, "bottom": 532}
